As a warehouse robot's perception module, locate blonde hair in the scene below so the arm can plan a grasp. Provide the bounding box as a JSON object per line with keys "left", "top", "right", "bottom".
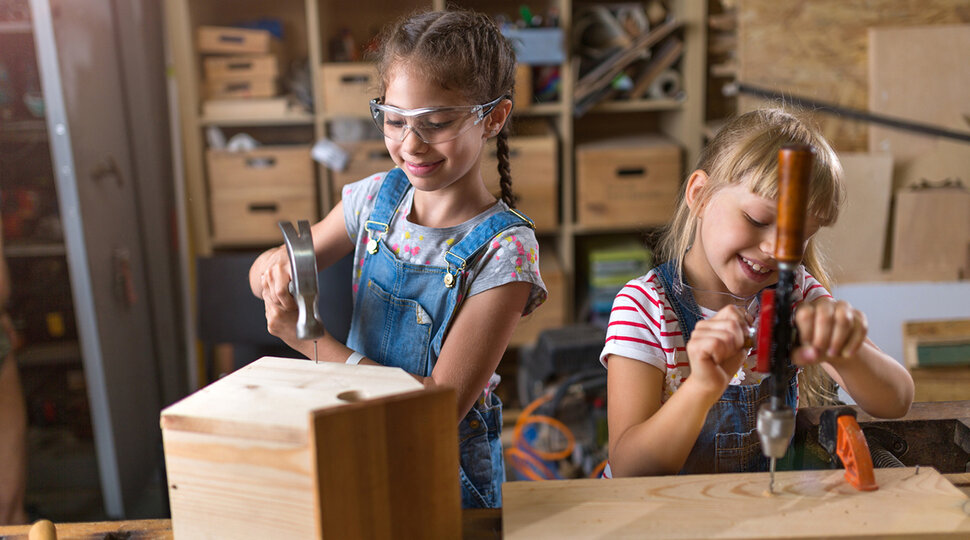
{"left": 658, "top": 108, "right": 845, "bottom": 406}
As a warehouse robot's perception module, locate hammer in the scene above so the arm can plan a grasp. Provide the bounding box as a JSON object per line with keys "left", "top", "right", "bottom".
{"left": 279, "top": 220, "right": 326, "bottom": 362}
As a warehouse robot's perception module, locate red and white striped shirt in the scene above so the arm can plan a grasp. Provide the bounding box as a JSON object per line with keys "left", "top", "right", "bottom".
{"left": 599, "top": 265, "right": 831, "bottom": 402}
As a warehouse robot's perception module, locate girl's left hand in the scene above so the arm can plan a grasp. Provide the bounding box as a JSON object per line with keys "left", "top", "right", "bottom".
{"left": 792, "top": 298, "right": 867, "bottom": 366}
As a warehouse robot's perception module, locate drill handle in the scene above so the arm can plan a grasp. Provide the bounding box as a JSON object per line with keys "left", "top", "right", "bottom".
{"left": 776, "top": 145, "right": 813, "bottom": 266}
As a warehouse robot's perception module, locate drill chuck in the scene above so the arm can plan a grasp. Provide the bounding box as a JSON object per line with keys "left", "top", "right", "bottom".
{"left": 757, "top": 403, "right": 795, "bottom": 459}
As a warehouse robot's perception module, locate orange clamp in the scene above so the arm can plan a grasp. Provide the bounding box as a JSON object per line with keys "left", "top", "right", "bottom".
{"left": 836, "top": 415, "right": 878, "bottom": 491}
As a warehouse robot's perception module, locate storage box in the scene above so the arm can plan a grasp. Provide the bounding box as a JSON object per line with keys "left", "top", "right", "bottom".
{"left": 196, "top": 25, "right": 272, "bottom": 54}
{"left": 509, "top": 245, "right": 565, "bottom": 347}
{"left": 161, "top": 357, "right": 461, "bottom": 539}
{"left": 204, "top": 54, "right": 279, "bottom": 80}
{"left": 501, "top": 27, "right": 565, "bottom": 65}
{"left": 207, "top": 146, "right": 313, "bottom": 190}
{"left": 320, "top": 62, "right": 379, "bottom": 117}
{"left": 204, "top": 76, "right": 277, "bottom": 99}
{"left": 483, "top": 133, "right": 558, "bottom": 231}
{"left": 575, "top": 136, "right": 682, "bottom": 227}
{"left": 210, "top": 185, "right": 316, "bottom": 245}
{"left": 201, "top": 97, "right": 290, "bottom": 120}
{"left": 329, "top": 141, "right": 396, "bottom": 206}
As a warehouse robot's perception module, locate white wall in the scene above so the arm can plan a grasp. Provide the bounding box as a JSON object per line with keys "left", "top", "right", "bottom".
{"left": 831, "top": 281, "right": 970, "bottom": 403}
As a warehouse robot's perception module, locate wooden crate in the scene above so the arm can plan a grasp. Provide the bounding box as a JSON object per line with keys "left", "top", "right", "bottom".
{"left": 903, "top": 319, "right": 970, "bottom": 369}
{"left": 509, "top": 244, "right": 565, "bottom": 347}
{"left": 319, "top": 62, "right": 379, "bottom": 117}
{"left": 204, "top": 54, "right": 279, "bottom": 80}
{"left": 483, "top": 133, "right": 558, "bottom": 231}
{"left": 575, "top": 136, "right": 682, "bottom": 228}
{"left": 911, "top": 366, "right": 970, "bottom": 402}
{"left": 196, "top": 25, "right": 272, "bottom": 55}
{"left": 204, "top": 76, "right": 277, "bottom": 99}
{"left": 210, "top": 185, "right": 315, "bottom": 245}
{"left": 161, "top": 357, "right": 461, "bottom": 539}
{"left": 207, "top": 146, "right": 313, "bottom": 190}
{"left": 503, "top": 468, "right": 970, "bottom": 539}
{"left": 329, "top": 141, "right": 396, "bottom": 206}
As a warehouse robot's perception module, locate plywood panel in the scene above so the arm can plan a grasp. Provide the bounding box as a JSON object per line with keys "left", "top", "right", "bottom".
{"left": 736, "top": 1, "right": 970, "bottom": 151}
{"left": 868, "top": 25, "right": 970, "bottom": 163}
{"left": 813, "top": 152, "right": 893, "bottom": 284}
{"left": 504, "top": 468, "right": 970, "bottom": 539}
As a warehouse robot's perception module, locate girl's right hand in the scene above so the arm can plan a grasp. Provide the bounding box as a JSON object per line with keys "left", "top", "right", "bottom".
{"left": 258, "top": 246, "right": 298, "bottom": 311}
{"left": 685, "top": 305, "right": 751, "bottom": 399}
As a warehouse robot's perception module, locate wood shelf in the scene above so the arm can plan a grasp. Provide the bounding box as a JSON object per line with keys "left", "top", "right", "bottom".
{"left": 4, "top": 242, "right": 67, "bottom": 258}
{"left": 16, "top": 341, "right": 82, "bottom": 368}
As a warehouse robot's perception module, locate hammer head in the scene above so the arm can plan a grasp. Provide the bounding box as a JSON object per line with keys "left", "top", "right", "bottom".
{"left": 279, "top": 220, "right": 326, "bottom": 340}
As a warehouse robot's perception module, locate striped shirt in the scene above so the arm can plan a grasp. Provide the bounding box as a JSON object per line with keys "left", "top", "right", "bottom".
{"left": 599, "top": 265, "right": 831, "bottom": 402}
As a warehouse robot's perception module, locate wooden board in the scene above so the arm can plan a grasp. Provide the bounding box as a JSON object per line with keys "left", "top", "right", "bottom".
{"left": 503, "top": 468, "right": 970, "bottom": 539}
{"left": 889, "top": 187, "right": 970, "bottom": 281}
{"left": 868, "top": 25, "right": 970, "bottom": 165}
{"left": 813, "top": 152, "right": 893, "bottom": 284}
{"left": 904, "top": 319, "right": 970, "bottom": 369}
{"left": 736, "top": 1, "right": 970, "bottom": 151}
{"left": 911, "top": 367, "right": 970, "bottom": 403}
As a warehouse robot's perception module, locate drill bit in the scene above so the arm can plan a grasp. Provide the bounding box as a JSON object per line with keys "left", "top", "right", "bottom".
{"left": 769, "top": 457, "right": 776, "bottom": 493}
{"left": 313, "top": 340, "right": 318, "bottom": 364}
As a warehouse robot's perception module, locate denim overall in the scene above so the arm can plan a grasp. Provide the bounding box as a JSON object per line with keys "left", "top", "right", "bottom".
{"left": 346, "top": 168, "right": 533, "bottom": 508}
{"left": 655, "top": 260, "right": 798, "bottom": 474}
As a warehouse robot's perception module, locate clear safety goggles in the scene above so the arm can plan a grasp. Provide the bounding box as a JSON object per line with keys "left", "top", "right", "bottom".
{"left": 368, "top": 95, "right": 506, "bottom": 144}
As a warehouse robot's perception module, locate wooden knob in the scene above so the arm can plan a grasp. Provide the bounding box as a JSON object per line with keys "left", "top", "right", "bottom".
{"left": 28, "top": 519, "right": 57, "bottom": 540}
{"left": 775, "top": 144, "right": 813, "bottom": 264}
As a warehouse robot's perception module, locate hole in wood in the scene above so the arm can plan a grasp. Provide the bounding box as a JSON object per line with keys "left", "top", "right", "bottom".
{"left": 337, "top": 390, "right": 366, "bottom": 402}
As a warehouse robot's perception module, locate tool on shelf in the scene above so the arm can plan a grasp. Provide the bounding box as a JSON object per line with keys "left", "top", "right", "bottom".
{"left": 754, "top": 144, "right": 813, "bottom": 493}
{"left": 279, "top": 220, "right": 325, "bottom": 363}
{"left": 818, "top": 407, "right": 878, "bottom": 491}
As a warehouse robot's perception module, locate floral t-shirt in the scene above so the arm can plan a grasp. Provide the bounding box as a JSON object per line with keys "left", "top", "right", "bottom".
{"left": 341, "top": 171, "right": 547, "bottom": 314}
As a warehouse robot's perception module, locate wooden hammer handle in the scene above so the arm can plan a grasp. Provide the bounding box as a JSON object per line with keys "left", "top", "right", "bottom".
{"left": 775, "top": 144, "right": 814, "bottom": 264}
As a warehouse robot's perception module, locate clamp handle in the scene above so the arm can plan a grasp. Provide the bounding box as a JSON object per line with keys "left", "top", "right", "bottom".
{"left": 819, "top": 407, "right": 878, "bottom": 491}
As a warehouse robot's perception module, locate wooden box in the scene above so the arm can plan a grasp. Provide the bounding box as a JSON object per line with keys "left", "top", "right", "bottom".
{"left": 329, "top": 141, "right": 396, "bottom": 206}
{"left": 161, "top": 357, "right": 461, "bottom": 539}
{"left": 196, "top": 25, "right": 272, "bottom": 55}
{"left": 483, "top": 132, "right": 558, "bottom": 231}
{"left": 210, "top": 185, "right": 315, "bottom": 245}
{"left": 207, "top": 146, "right": 313, "bottom": 190}
{"left": 509, "top": 244, "right": 565, "bottom": 347}
{"left": 204, "top": 76, "right": 277, "bottom": 99}
{"left": 204, "top": 54, "right": 279, "bottom": 80}
{"left": 320, "top": 62, "right": 379, "bottom": 117}
{"left": 575, "top": 136, "right": 682, "bottom": 228}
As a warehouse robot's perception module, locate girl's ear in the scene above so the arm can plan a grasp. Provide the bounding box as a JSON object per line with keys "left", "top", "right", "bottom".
{"left": 685, "top": 170, "right": 709, "bottom": 214}
{"left": 484, "top": 98, "right": 513, "bottom": 138}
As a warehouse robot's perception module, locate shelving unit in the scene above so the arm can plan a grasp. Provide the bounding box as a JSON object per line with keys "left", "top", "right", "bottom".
{"left": 165, "top": 0, "right": 706, "bottom": 348}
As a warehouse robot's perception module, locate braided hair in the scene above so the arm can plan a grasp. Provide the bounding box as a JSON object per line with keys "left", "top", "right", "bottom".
{"left": 373, "top": 9, "right": 518, "bottom": 207}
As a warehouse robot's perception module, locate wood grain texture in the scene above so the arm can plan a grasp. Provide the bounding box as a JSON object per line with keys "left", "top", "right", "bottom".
{"left": 503, "top": 468, "right": 970, "bottom": 539}
{"left": 904, "top": 319, "right": 970, "bottom": 369}
{"left": 737, "top": 0, "right": 970, "bottom": 151}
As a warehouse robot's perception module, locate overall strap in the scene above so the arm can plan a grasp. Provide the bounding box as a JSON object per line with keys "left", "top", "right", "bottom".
{"left": 654, "top": 259, "right": 702, "bottom": 343}
{"left": 364, "top": 168, "right": 410, "bottom": 235}
{"left": 443, "top": 208, "right": 534, "bottom": 271}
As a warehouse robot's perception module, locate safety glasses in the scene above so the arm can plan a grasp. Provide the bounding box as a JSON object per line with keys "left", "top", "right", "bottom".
{"left": 368, "top": 95, "right": 506, "bottom": 144}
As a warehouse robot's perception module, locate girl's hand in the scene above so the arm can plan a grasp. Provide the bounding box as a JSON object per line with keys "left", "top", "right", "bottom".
{"left": 793, "top": 298, "right": 867, "bottom": 366}
{"left": 259, "top": 246, "right": 298, "bottom": 311}
{"left": 261, "top": 279, "right": 301, "bottom": 345}
{"left": 686, "top": 305, "right": 752, "bottom": 398}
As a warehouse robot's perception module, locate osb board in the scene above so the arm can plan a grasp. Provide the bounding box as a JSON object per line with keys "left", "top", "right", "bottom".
{"left": 160, "top": 356, "right": 423, "bottom": 444}
{"left": 503, "top": 468, "right": 970, "bottom": 539}
{"left": 889, "top": 187, "right": 970, "bottom": 281}
{"left": 813, "top": 152, "right": 893, "bottom": 284}
{"left": 737, "top": 1, "right": 970, "bottom": 151}
{"left": 868, "top": 25, "right": 970, "bottom": 164}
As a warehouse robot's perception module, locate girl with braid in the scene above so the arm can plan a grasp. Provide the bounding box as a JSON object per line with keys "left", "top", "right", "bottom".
{"left": 250, "top": 9, "right": 546, "bottom": 508}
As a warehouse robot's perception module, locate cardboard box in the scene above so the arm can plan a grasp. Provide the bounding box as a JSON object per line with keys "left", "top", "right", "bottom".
{"left": 161, "top": 357, "right": 461, "bottom": 539}
{"left": 320, "top": 62, "right": 379, "bottom": 117}
{"left": 204, "top": 54, "right": 279, "bottom": 80}
{"left": 196, "top": 25, "right": 272, "bottom": 54}
{"left": 575, "top": 135, "right": 682, "bottom": 227}
{"left": 329, "top": 141, "right": 396, "bottom": 206}
{"left": 201, "top": 97, "right": 290, "bottom": 120}
{"left": 509, "top": 244, "right": 565, "bottom": 347}
{"left": 483, "top": 132, "right": 558, "bottom": 231}
{"left": 210, "top": 185, "right": 316, "bottom": 245}
{"left": 207, "top": 146, "right": 313, "bottom": 190}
